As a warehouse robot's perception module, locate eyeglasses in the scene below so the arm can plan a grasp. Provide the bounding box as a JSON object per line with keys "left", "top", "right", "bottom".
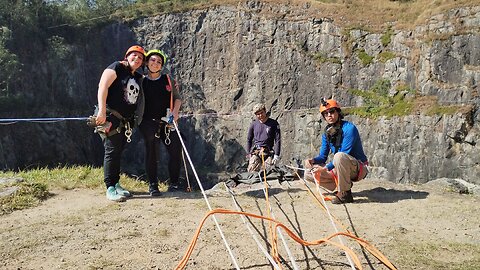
{"left": 322, "top": 108, "right": 337, "bottom": 116}
{"left": 255, "top": 110, "right": 266, "bottom": 115}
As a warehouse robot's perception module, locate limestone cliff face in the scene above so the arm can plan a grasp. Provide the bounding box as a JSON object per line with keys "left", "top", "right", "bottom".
{"left": 119, "top": 2, "right": 479, "bottom": 184}
{"left": 1, "top": 2, "right": 478, "bottom": 185}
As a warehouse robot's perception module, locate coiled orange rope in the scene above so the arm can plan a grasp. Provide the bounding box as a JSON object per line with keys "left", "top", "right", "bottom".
{"left": 175, "top": 208, "right": 397, "bottom": 270}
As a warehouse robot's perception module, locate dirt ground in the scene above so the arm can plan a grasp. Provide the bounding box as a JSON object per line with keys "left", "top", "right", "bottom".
{"left": 0, "top": 178, "right": 479, "bottom": 270}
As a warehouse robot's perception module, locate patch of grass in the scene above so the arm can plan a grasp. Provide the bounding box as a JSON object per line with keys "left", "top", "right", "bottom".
{"left": 0, "top": 166, "right": 148, "bottom": 191}
{"left": 346, "top": 79, "right": 412, "bottom": 118}
{"left": 341, "top": 28, "right": 355, "bottom": 57}
{"left": 426, "top": 104, "right": 463, "bottom": 116}
{"left": 390, "top": 239, "right": 480, "bottom": 269}
{"left": 380, "top": 26, "right": 395, "bottom": 47}
{"left": 0, "top": 182, "right": 49, "bottom": 215}
{"left": 0, "top": 166, "right": 148, "bottom": 215}
{"left": 395, "top": 83, "right": 416, "bottom": 94}
{"left": 0, "top": 166, "right": 104, "bottom": 190}
{"left": 345, "top": 101, "right": 413, "bottom": 118}
{"left": 347, "top": 79, "right": 466, "bottom": 118}
{"left": 312, "top": 52, "right": 342, "bottom": 65}
{"left": 377, "top": 51, "right": 396, "bottom": 63}
{"left": 356, "top": 48, "right": 374, "bottom": 66}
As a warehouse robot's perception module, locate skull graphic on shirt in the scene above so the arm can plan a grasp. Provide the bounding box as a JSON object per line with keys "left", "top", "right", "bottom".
{"left": 124, "top": 77, "right": 140, "bottom": 104}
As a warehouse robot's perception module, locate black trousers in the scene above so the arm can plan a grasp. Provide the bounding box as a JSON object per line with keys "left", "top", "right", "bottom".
{"left": 102, "top": 132, "right": 127, "bottom": 188}
{"left": 139, "top": 119, "right": 182, "bottom": 186}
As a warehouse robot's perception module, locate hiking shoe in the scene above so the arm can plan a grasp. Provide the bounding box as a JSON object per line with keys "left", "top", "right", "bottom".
{"left": 149, "top": 186, "right": 162, "bottom": 197}
{"left": 167, "top": 185, "right": 182, "bottom": 192}
{"left": 150, "top": 189, "right": 162, "bottom": 196}
{"left": 106, "top": 186, "right": 126, "bottom": 202}
{"left": 115, "top": 183, "right": 132, "bottom": 198}
{"left": 332, "top": 190, "right": 354, "bottom": 204}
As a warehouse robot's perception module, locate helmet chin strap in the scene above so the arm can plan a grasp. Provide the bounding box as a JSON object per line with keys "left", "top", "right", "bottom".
{"left": 147, "top": 66, "right": 161, "bottom": 74}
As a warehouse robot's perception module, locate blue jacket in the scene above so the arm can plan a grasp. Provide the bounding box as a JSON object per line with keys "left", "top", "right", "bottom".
{"left": 313, "top": 120, "right": 367, "bottom": 170}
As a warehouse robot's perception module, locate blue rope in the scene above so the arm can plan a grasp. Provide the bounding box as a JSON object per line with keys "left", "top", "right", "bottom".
{"left": 0, "top": 117, "right": 89, "bottom": 125}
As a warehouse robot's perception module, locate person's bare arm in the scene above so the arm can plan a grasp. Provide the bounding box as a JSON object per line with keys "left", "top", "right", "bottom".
{"left": 96, "top": 69, "right": 117, "bottom": 125}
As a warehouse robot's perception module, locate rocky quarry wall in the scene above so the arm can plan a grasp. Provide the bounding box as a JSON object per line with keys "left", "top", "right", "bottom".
{"left": 1, "top": 2, "right": 479, "bottom": 185}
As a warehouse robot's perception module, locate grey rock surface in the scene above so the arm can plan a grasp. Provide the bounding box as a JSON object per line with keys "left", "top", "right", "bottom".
{"left": 126, "top": 3, "right": 480, "bottom": 184}
{"left": 0, "top": 3, "right": 478, "bottom": 186}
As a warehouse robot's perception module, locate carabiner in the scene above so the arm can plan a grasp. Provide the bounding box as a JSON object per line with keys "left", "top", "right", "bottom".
{"left": 164, "top": 125, "right": 171, "bottom": 145}
{"left": 124, "top": 122, "right": 132, "bottom": 143}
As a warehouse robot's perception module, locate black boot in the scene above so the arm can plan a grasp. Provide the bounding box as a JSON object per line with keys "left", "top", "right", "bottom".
{"left": 167, "top": 178, "right": 182, "bottom": 192}
{"left": 149, "top": 183, "right": 161, "bottom": 197}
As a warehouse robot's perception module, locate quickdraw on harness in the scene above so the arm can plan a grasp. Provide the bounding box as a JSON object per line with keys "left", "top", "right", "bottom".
{"left": 154, "top": 74, "right": 176, "bottom": 145}
{"left": 155, "top": 121, "right": 175, "bottom": 145}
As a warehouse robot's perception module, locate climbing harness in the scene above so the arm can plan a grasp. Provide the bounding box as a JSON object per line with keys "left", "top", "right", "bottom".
{"left": 94, "top": 108, "right": 134, "bottom": 143}
{"left": 247, "top": 147, "right": 274, "bottom": 172}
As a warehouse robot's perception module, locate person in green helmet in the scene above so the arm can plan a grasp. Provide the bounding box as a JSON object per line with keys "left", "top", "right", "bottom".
{"left": 138, "top": 49, "right": 183, "bottom": 196}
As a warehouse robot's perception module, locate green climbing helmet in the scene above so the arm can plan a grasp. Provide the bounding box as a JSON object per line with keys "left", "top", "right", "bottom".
{"left": 145, "top": 49, "right": 167, "bottom": 65}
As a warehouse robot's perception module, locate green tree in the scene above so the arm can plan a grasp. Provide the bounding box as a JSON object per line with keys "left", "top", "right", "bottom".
{"left": 0, "top": 26, "right": 20, "bottom": 98}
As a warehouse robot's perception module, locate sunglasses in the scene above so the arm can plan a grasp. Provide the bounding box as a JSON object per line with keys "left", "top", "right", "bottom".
{"left": 322, "top": 108, "right": 337, "bottom": 116}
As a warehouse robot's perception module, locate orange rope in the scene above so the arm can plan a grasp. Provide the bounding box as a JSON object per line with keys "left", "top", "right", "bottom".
{"left": 294, "top": 170, "right": 351, "bottom": 232}
{"left": 329, "top": 169, "right": 339, "bottom": 188}
{"left": 175, "top": 209, "right": 397, "bottom": 270}
{"left": 260, "top": 150, "right": 278, "bottom": 264}
{"left": 293, "top": 169, "right": 397, "bottom": 270}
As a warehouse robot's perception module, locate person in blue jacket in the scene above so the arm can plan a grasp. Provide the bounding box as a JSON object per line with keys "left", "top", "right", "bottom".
{"left": 304, "top": 98, "right": 368, "bottom": 204}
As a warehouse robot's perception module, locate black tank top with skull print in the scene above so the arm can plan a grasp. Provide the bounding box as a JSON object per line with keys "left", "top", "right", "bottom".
{"left": 105, "top": 61, "right": 143, "bottom": 119}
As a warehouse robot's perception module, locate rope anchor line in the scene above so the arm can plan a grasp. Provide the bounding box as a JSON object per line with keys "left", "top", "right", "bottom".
{"left": 0, "top": 107, "right": 322, "bottom": 125}
{"left": 0, "top": 117, "right": 89, "bottom": 125}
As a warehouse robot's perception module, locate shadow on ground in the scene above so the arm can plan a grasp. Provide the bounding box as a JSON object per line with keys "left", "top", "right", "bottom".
{"left": 354, "top": 187, "right": 429, "bottom": 203}
{"left": 243, "top": 187, "right": 304, "bottom": 198}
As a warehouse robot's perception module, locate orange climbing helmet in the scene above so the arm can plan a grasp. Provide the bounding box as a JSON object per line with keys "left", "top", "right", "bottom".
{"left": 319, "top": 98, "right": 341, "bottom": 113}
{"left": 124, "top": 45, "right": 146, "bottom": 59}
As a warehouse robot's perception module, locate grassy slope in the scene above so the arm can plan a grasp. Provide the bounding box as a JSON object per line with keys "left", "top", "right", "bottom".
{"left": 118, "top": 0, "right": 479, "bottom": 31}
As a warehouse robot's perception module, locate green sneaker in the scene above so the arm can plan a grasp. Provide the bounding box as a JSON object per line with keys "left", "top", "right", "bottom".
{"left": 106, "top": 186, "right": 126, "bottom": 202}
{"left": 115, "top": 183, "right": 132, "bottom": 197}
